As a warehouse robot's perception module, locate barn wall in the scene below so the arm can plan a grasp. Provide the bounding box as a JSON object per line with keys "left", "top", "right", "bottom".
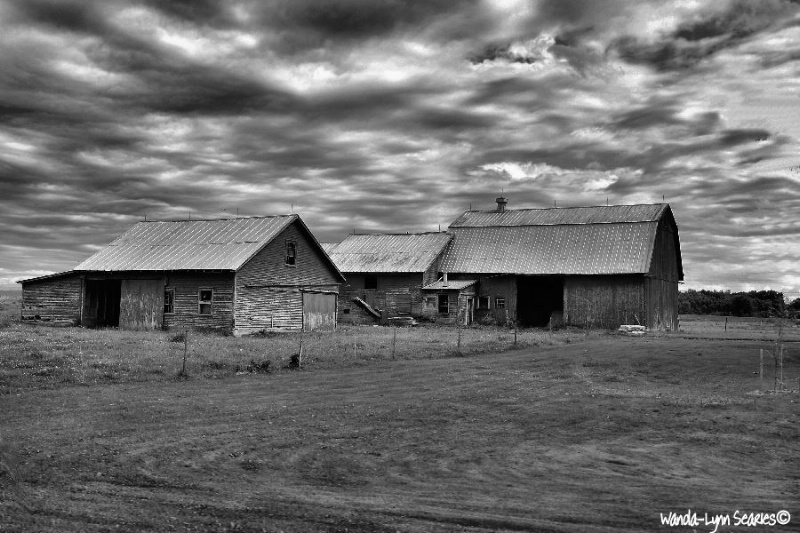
{"left": 474, "top": 275, "right": 517, "bottom": 326}
{"left": 338, "top": 273, "right": 424, "bottom": 324}
{"left": 235, "top": 221, "right": 340, "bottom": 333}
{"left": 236, "top": 221, "right": 340, "bottom": 287}
{"left": 421, "top": 288, "right": 476, "bottom": 324}
{"left": 645, "top": 216, "right": 681, "bottom": 330}
{"left": 563, "top": 275, "right": 647, "bottom": 329}
{"left": 21, "top": 274, "right": 82, "bottom": 324}
{"left": 163, "top": 272, "right": 235, "bottom": 331}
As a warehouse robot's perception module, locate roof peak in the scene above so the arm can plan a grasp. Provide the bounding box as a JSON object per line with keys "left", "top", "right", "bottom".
{"left": 139, "top": 214, "right": 296, "bottom": 223}
{"left": 467, "top": 202, "right": 667, "bottom": 214}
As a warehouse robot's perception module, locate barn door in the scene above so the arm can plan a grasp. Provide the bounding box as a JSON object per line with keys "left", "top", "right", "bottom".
{"left": 302, "top": 292, "right": 337, "bottom": 332}
{"left": 119, "top": 279, "right": 164, "bottom": 330}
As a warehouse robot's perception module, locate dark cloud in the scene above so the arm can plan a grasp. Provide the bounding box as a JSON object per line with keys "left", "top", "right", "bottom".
{"left": 612, "top": 0, "right": 800, "bottom": 70}
{"left": 719, "top": 129, "right": 771, "bottom": 146}
{"left": 137, "top": 0, "right": 234, "bottom": 27}
{"left": 10, "top": 0, "right": 109, "bottom": 35}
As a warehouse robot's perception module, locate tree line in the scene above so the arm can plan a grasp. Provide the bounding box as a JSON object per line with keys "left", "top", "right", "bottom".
{"left": 679, "top": 289, "right": 800, "bottom": 318}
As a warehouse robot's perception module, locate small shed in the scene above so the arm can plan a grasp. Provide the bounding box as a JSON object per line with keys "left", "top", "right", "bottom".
{"left": 325, "top": 232, "right": 452, "bottom": 323}
{"left": 19, "top": 215, "right": 344, "bottom": 334}
{"left": 421, "top": 277, "right": 478, "bottom": 325}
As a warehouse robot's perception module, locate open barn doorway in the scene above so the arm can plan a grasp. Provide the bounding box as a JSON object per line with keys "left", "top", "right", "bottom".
{"left": 84, "top": 279, "right": 121, "bottom": 327}
{"left": 517, "top": 276, "right": 564, "bottom": 327}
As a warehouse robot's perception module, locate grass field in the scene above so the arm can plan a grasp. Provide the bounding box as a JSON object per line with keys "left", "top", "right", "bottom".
{"left": 1, "top": 295, "right": 799, "bottom": 532}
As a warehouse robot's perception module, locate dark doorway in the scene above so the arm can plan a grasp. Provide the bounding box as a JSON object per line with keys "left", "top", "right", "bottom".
{"left": 517, "top": 276, "right": 564, "bottom": 327}
{"left": 84, "top": 279, "right": 121, "bottom": 327}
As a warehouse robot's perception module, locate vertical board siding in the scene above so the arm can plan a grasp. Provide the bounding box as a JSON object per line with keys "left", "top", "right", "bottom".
{"left": 119, "top": 279, "right": 164, "bottom": 330}
{"left": 163, "top": 273, "right": 235, "bottom": 331}
{"left": 303, "top": 292, "right": 337, "bottom": 332}
{"left": 564, "top": 275, "right": 646, "bottom": 329}
{"left": 645, "top": 217, "right": 681, "bottom": 331}
{"left": 21, "top": 274, "right": 82, "bottom": 323}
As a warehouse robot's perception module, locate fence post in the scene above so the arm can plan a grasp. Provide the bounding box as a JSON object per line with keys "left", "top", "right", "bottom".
{"left": 181, "top": 328, "right": 188, "bottom": 376}
{"left": 760, "top": 349, "right": 764, "bottom": 391}
{"left": 392, "top": 327, "right": 397, "bottom": 359}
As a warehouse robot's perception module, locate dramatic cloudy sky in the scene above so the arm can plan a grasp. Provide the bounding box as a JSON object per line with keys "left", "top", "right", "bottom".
{"left": 1, "top": 0, "right": 799, "bottom": 297}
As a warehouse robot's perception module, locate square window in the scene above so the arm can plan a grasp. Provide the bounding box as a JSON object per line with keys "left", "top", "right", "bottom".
{"left": 477, "top": 296, "right": 490, "bottom": 310}
{"left": 199, "top": 289, "right": 213, "bottom": 315}
{"left": 285, "top": 241, "right": 297, "bottom": 266}
{"left": 164, "top": 289, "right": 174, "bottom": 314}
{"left": 438, "top": 294, "right": 449, "bottom": 315}
{"left": 495, "top": 297, "right": 506, "bottom": 309}
{"left": 343, "top": 308, "right": 351, "bottom": 314}
{"left": 364, "top": 274, "right": 377, "bottom": 290}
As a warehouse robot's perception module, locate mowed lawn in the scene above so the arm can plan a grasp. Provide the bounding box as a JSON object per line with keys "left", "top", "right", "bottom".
{"left": 1, "top": 326, "right": 799, "bottom": 531}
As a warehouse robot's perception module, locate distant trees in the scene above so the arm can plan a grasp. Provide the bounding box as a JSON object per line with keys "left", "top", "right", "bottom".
{"left": 678, "top": 289, "right": 787, "bottom": 318}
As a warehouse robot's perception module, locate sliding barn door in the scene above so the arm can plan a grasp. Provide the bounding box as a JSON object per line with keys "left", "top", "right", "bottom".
{"left": 119, "top": 279, "right": 164, "bottom": 330}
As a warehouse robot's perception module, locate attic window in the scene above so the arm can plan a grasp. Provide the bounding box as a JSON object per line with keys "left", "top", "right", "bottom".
{"left": 477, "top": 296, "right": 490, "bottom": 310}
{"left": 199, "top": 289, "right": 213, "bottom": 315}
{"left": 364, "top": 275, "right": 377, "bottom": 290}
{"left": 285, "top": 241, "right": 297, "bottom": 266}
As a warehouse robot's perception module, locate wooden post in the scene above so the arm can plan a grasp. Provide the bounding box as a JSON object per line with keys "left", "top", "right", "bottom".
{"left": 760, "top": 349, "right": 764, "bottom": 391}
{"left": 181, "top": 329, "right": 188, "bottom": 376}
{"left": 392, "top": 327, "right": 397, "bottom": 359}
{"left": 298, "top": 339, "right": 304, "bottom": 368}
{"left": 725, "top": 316, "right": 728, "bottom": 332}
{"left": 457, "top": 321, "right": 462, "bottom": 351}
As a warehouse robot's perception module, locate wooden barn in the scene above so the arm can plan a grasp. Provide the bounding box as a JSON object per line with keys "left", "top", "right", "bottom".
{"left": 19, "top": 215, "right": 345, "bottom": 335}
{"left": 324, "top": 232, "right": 452, "bottom": 324}
{"left": 439, "top": 200, "right": 684, "bottom": 330}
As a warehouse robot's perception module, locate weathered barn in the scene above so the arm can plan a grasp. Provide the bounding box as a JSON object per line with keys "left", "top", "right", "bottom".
{"left": 325, "top": 232, "right": 452, "bottom": 324}
{"left": 439, "top": 201, "right": 684, "bottom": 330}
{"left": 19, "top": 215, "right": 344, "bottom": 334}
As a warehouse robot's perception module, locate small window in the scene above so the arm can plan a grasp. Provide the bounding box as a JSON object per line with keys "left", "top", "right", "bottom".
{"left": 164, "top": 289, "right": 174, "bottom": 314}
{"left": 199, "top": 289, "right": 213, "bottom": 315}
{"left": 438, "top": 294, "right": 449, "bottom": 315}
{"left": 477, "top": 296, "right": 490, "bottom": 310}
{"left": 285, "top": 241, "right": 297, "bottom": 266}
{"left": 364, "top": 275, "right": 377, "bottom": 290}
{"left": 495, "top": 297, "right": 506, "bottom": 309}
{"left": 343, "top": 308, "right": 351, "bottom": 314}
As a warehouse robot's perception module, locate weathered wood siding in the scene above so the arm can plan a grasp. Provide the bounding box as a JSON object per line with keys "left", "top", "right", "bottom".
{"left": 338, "top": 273, "right": 424, "bottom": 324}
{"left": 163, "top": 272, "right": 235, "bottom": 331}
{"left": 421, "top": 288, "right": 476, "bottom": 325}
{"left": 21, "top": 274, "right": 82, "bottom": 324}
{"left": 234, "top": 221, "right": 340, "bottom": 333}
{"left": 474, "top": 275, "right": 517, "bottom": 326}
{"left": 645, "top": 216, "right": 681, "bottom": 330}
{"left": 303, "top": 292, "right": 337, "bottom": 332}
{"left": 119, "top": 279, "right": 164, "bottom": 330}
{"left": 564, "top": 275, "right": 647, "bottom": 329}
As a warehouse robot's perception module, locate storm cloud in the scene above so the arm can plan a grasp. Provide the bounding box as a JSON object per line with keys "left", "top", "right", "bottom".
{"left": 0, "top": 0, "right": 799, "bottom": 298}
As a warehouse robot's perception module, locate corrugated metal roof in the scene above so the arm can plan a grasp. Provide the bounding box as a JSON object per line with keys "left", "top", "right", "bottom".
{"left": 450, "top": 203, "right": 667, "bottom": 228}
{"left": 422, "top": 279, "right": 478, "bottom": 290}
{"left": 74, "top": 216, "right": 298, "bottom": 271}
{"left": 328, "top": 233, "right": 452, "bottom": 273}
{"left": 440, "top": 222, "right": 659, "bottom": 275}
{"left": 320, "top": 242, "right": 339, "bottom": 254}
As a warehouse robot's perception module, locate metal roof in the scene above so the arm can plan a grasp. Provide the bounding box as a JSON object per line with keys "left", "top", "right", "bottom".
{"left": 74, "top": 215, "right": 299, "bottom": 271}
{"left": 442, "top": 220, "right": 663, "bottom": 275}
{"left": 327, "top": 233, "right": 452, "bottom": 273}
{"left": 450, "top": 203, "right": 667, "bottom": 228}
{"left": 422, "top": 279, "right": 478, "bottom": 290}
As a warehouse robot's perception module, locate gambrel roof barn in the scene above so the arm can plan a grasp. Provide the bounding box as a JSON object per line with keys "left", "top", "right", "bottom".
{"left": 439, "top": 201, "right": 683, "bottom": 329}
